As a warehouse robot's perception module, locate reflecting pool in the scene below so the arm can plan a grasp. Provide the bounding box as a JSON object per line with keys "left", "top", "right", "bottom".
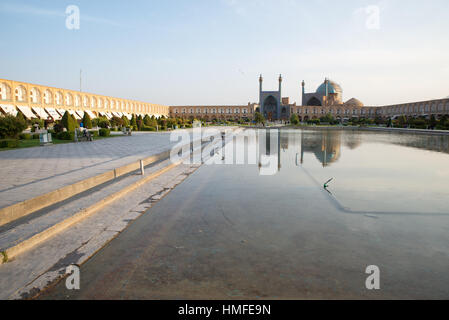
{"left": 41, "top": 128, "right": 449, "bottom": 299}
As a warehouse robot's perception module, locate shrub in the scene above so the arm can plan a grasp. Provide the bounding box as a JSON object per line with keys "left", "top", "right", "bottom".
{"left": 99, "top": 128, "right": 110, "bottom": 137}
{"left": 61, "top": 111, "right": 76, "bottom": 132}
{"left": 254, "top": 112, "right": 265, "bottom": 124}
{"left": 53, "top": 122, "right": 65, "bottom": 133}
{"left": 56, "top": 131, "right": 75, "bottom": 141}
{"left": 82, "top": 112, "right": 93, "bottom": 129}
{"left": 97, "top": 117, "right": 110, "bottom": 129}
{"left": 290, "top": 114, "right": 300, "bottom": 125}
{"left": 141, "top": 126, "right": 156, "bottom": 131}
{"left": 0, "top": 139, "right": 19, "bottom": 148}
{"left": 19, "top": 133, "right": 32, "bottom": 140}
{"left": 0, "top": 115, "right": 27, "bottom": 139}
{"left": 32, "top": 133, "right": 40, "bottom": 139}
{"left": 307, "top": 119, "right": 320, "bottom": 125}
{"left": 90, "top": 130, "right": 99, "bottom": 137}
{"left": 30, "top": 119, "right": 44, "bottom": 132}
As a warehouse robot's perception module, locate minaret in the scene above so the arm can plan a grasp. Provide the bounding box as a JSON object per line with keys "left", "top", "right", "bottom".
{"left": 259, "top": 74, "right": 263, "bottom": 114}
{"left": 278, "top": 74, "right": 282, "bottom": 119}
{"left": 301, "top": 80, "right": 305, "bottom": 106}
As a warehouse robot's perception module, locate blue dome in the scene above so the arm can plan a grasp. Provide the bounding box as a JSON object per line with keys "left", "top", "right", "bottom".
{"left": 316, "top": 80, "right": 342, "bottom": 95}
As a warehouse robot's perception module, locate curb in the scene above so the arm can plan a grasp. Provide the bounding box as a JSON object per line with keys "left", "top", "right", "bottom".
{"left": 0, "top": 150, "right": 170, "bottom": 227}
{"left": 1, "top": 161, "right": 180, "bottom": 263}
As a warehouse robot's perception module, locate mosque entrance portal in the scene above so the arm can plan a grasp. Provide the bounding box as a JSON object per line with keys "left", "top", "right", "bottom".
{"left": 263, "top": 96, "right": 277, "bottom": 121}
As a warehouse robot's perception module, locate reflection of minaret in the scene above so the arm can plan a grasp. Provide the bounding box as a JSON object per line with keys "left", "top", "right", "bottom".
{"left": 278, "top": 74, "right": 282, "bottom": 119}
{"left": 278, "top": 128, "right": 281, "bottom": 170}
{"left": 322, "top": 132, "right": 327, "bottom": 167}
{"left": 300, "top": 131, "right": 304, "bottom": 164}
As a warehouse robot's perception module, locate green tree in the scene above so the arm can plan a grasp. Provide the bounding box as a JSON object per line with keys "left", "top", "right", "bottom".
{"left": 430, "top": 115, "right": 437, "bottom": 129}
{"left": 254, "top": 112, "right": 265, "bottom": 124}
{"left": 82, "top": 112, "right": 92, "bottom": 129}
{"left": 110, "top": 116, "right": 124, "bottom": 128}
{"left": 131, "top": 114, "right": 137, "bottom": 130}
{"left": 320, "top": 113, "right": 335, "bottom": 124}
{"left": 61, "top": 111, "right": 76, "bottom": 132}
{"left": 397, "top": 115, "right": 407, "bottom": 128}
{"left": 290, "top": 113, "right": 300, "bottom": 125}
{"left": 0, "top": 114, "right": 27, "bottom": 139}
{"left": 97, "top": 117, "right": 110, "bottom": 129}
{"left": 121, "top": 115, "right": 130, "bottom": 127}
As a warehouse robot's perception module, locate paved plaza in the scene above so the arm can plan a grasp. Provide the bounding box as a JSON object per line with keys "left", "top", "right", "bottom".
{"left": 0, "top": 132, "right": 178, "bottom": 209}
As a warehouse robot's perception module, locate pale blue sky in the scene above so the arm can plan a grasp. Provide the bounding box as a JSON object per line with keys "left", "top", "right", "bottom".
{"left": 0, "top": 0, "right": 448, "bottom": 106}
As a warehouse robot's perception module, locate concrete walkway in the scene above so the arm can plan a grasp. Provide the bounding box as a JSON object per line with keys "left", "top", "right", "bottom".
{"left": 0, "top": 163, "right": 200, "bottom": 300}
{"left": 0, "top": 132, "right": 177, "bottom": 208}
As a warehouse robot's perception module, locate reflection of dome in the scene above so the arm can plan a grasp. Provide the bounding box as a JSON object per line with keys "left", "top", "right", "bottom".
{"left": 344, "top": 98, "right": 364, "bottom": 107}
{"left": 316, "top": 80, "right": 342, "bottom": 95}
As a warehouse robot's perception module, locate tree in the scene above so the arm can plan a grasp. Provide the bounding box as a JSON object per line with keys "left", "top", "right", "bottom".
{"left": 290, "top": 113, "right": 300, "bottom": 125}
{"left": 397, "top": 115, "right": 407, "bottom": 128}
{"left": 131, "top": 114, "right": 137, "bottom": 130}
{"left": 110, "top": 116, "right": 124, "bottom": 128}
{"left": 71, "top": 114, "right": 79, "bottom": 128}
{"left": 320, "top": 113, "right": 335, "bottom": 124}
{"left": 254, "top": 112, "right": 265, "bottom": 124}
{"left": 430, "top": 115, "right": 437, "bottom": 129}
{"left": 121, "top": 115, "right": 130, "bottom": 127}
{"left": 0, "top": 114, "right": 27, "bottom": 139}
{"left": 61, "top": 111, "right": 76, "bottom": 132}
{"left": 82, "top": 112, "right": 92, "bottom": 129}
{"left": 97, "top": 116, "right": 110, "bottom": 129}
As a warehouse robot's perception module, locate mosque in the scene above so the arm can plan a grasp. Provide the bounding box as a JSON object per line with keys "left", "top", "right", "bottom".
{"left": 259, "top": 75, "right": 366, "bottom": 121}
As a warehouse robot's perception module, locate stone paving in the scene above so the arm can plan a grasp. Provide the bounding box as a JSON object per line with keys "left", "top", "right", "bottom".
{"left": 0, "top": 132, "right": 178, "bottom": 209}
{"left": 0, "top": 163, "right": 200, "bottom": 300}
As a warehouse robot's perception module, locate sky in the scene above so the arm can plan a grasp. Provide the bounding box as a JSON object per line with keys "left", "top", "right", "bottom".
{"left": 0, "top": 0, "right": 448, "bottom": 106}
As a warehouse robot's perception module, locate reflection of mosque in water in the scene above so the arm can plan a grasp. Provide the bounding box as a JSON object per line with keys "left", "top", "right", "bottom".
{"left": 257, "top": 129, "right": 449, "bottom": 172}
{"left": 258, "top": 129, "right": 347, "bottom": 170}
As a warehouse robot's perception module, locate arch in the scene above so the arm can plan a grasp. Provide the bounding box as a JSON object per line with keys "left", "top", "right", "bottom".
{"left": 0, "top": 82, "right": 12, "bottom": 101}
{"left": 74, "top": 94, "right": 81, "bottom": 107}
{"left": 306, "top": 97, "right": 321, "bottom": 106}
{"left": 83, "top": 96, "right": 89, "bottom": 107}
{"left": 15, "top": 85, "right": 27, "bottom": 102}
{"left": 30, "top": 87, "right": 41, "bottom": 104}
{"left": 263, "top": 95, "right": 277, "bottom": 120}
{"left": 44, "top": 89, "right": 53, "bottom": 104}
{"left": 98, "top": 98, "right": 103, "bottom": 109}
{"left": 55, "top": 91, "right": 63, "bottom": 105}
{"left": 91, "top": 96, "right": 97, "bottom": 109}
{"left": 65, "top": 92, "right": 73, "bottom": 106}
